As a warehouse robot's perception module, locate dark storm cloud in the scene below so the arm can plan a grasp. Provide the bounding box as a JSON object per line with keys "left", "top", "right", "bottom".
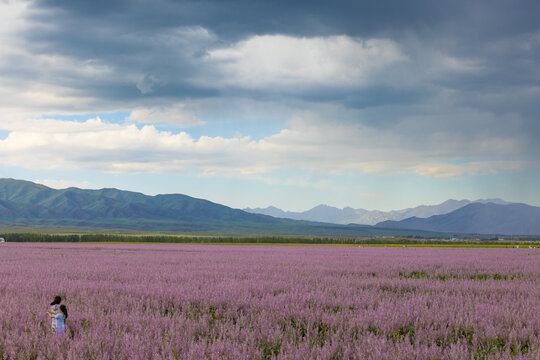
{"left": 23, "top": 1, "right": 537, "bottom": 96}
{"left": 33, "top": 0, "right": 455, "bottom": 39}
{"left": 34, "top": 0, "right": 540, "bottom": 39}
{"left": 0, "top": 0, "right": 536, "bottom": 148}
{"left": 32, "top": 0, "right": 540, "bottom": 41}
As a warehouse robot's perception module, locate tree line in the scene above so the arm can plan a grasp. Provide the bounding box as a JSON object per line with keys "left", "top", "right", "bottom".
{"left": 1, "top": 233, "right": 537, "bottom": 245}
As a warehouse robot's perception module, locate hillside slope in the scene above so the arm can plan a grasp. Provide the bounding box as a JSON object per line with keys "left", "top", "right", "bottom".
{"left": 376, "top": 203, "right": 540, "bottom": 235}
{"left": 0, "top": 178, "right": 443, "bottom": 236}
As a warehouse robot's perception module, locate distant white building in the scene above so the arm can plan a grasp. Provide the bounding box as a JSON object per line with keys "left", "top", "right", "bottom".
{"left": 0, "top": 238, "right": 5, "bottom": 243}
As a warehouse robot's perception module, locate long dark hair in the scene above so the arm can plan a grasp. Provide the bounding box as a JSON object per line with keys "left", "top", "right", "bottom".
{"left": 50, "top": 296, "right": 62, "bottom": 306}
{"left": 59, "top": 305, "right": 68, "bottom": 319}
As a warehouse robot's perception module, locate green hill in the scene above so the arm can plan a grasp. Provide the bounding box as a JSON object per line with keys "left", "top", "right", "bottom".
{"left": 0, "top": 178, "right": 442, "bottom": 236}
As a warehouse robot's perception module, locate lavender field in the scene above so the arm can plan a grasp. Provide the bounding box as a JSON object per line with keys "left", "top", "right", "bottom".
{"left": 0, "top": 243, "right": 539, "bottom": 359}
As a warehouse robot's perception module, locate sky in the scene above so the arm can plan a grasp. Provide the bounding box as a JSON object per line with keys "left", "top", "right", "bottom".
{"left": 0, "top": 0, "right": 539, "bottom": 211}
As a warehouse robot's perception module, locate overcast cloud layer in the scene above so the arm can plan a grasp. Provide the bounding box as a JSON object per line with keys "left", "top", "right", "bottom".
{"left": 0, "top": 0, "right": 539, "bottom": 209}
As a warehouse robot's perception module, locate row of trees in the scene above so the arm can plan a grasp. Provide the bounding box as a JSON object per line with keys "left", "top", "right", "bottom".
{"left": 1, "top": 233, "right": 537, "bottom": 245}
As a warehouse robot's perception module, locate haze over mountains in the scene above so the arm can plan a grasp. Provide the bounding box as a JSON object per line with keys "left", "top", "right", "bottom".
{"left": 245, "top": 199, "right": 512, "bottom": 225}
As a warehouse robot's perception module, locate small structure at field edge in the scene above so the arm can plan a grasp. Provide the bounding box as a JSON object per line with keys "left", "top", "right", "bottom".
{"left": 0, "top": 237, "right": 5, "bottom": 243}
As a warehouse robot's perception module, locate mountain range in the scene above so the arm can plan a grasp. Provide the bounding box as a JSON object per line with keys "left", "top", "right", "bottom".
{"left": 244, "top": 199, "right": 512, "bottom": 225}
{"left": 376, "top": 202, "right": 540, "bottom": 236}
{"left": 0, "top": 178, "right": 538, "bottom": 236}
{"left": 0, "top": 178, "right": 438, "bottom": 237}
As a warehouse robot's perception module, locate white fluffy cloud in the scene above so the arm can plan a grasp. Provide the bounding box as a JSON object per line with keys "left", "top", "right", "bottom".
{"left": 0, "top": 117, "right": 256, "bottom": 173}
{"left": 0, "top": 116, "right": 534, "bottom": 178}
{"left": 202, "top": 35, "right": 408, "bottom": 89}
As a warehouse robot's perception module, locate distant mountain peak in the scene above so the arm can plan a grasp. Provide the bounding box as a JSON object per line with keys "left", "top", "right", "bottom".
{"left": 311, "top": 204, "right": 337, "bottom": 210}
{"left": 245, "top": 198, "right": 525, "bottom": 226}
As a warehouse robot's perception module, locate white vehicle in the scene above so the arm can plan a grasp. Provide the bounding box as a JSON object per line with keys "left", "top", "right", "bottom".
{"left": 0, "top": 238, "right": 5, "bottom": 243}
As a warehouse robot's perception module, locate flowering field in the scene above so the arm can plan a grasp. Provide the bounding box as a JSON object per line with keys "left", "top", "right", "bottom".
{"left": 0, "top": 243, "right": 539, "bottom": 359}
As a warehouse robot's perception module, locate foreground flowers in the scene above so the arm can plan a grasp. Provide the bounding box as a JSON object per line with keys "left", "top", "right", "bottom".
{"left": 0, "top": 243, "right": 538, "bottom": 359}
